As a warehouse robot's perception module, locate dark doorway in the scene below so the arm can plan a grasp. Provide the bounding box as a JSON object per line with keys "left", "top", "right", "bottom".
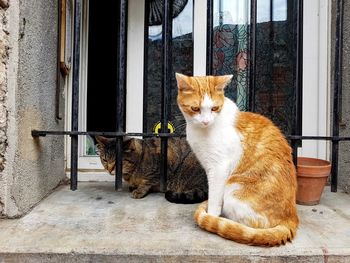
{"left": 87, "top": 0, "right": 119, "bottom": 133}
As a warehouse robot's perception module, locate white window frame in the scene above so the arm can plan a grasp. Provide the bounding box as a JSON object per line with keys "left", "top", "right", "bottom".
{"left": 65, "top": 0, "right": 114, "bottom": 181}
{"left": 298, "top": 0, "right": 331, "bottom": 160}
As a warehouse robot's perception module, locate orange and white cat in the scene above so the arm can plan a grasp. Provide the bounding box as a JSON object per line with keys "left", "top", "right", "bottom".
{"left": 176, "top": 73, "right": 299, "bottom": 246}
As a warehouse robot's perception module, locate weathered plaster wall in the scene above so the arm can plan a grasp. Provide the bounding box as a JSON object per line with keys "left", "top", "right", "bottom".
{"left": 333, "top": 0, "right": 350, "bottom": 193}
{"left": 0, "top": 13, "right": 8, "bottom": 173}
{"left": 338, "top": 0, "right": 350, "bottom": 193}
{"left": 0, "top": 0, "right": 65, "bottom": 217}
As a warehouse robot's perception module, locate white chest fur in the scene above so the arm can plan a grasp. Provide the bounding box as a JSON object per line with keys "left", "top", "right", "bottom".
{"left": 184, "top": 97, "right": 244, "bottom": 216}
{"left": 186, "top": 98, "right": 243, "bottom": 181}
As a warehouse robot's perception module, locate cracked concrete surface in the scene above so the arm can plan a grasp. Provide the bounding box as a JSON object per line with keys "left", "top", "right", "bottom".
{"left": 0, "top": 182, "right": 349, "bottom": 262}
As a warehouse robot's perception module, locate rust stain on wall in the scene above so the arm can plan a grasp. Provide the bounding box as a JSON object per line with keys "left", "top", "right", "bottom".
{"left": 18, "top": 108, "right": 43, "bottom": 161}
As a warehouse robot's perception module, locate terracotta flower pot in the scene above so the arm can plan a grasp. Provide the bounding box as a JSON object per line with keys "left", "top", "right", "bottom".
{"left": 296, "top": 157, "right": 331, "bottom": 206}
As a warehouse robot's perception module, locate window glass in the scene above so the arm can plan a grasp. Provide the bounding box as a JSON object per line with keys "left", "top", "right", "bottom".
{"left": 254, "top": 0, "right": 297, "bottom": 135}
{"left": 213, "top": 0, "right": 249, "bottom": 110}
{"left": 145, "top": 0, "right": 193, "bottom": 134}
{"left": 212, "top": 0, "right": 297, "bottom": 135}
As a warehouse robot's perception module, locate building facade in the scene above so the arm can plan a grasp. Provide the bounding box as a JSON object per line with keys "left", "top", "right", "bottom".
{"left": 0, "top": 0, "right": 349, "bottom": 218}
{"left": 0, "top": 0, "right": 65, "bottom": 218}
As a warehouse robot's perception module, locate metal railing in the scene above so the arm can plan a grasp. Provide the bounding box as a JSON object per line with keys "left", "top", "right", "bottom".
{"left": 32, "top": 0, "right": 348, "bottom": 193}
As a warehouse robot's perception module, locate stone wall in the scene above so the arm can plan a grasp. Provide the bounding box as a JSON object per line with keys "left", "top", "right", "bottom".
{"left": 0, "top": 0, "right": 65, "bottom": 218}
{"left": 335, "top": 0, "right": 350, "bottom": 193}
{"left": 0, "top": 0, "right": 10, "bottom": 216}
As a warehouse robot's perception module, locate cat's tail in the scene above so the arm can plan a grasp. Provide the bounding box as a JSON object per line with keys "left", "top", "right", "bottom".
{"left": 165, "top": 189, "right": 208, "bottom": 204}
{"left": 194, "top": 201, "right": 297, "bottom": 246}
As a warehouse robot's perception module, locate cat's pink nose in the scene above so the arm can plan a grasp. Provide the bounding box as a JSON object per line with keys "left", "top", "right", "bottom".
{"left": 202, "top": 121, "right": 209, "bottom": 126}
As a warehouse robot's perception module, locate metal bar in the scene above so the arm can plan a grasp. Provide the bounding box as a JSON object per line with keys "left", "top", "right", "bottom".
{"left": 331, "top": 0, "right": 344, "bottom": 192}
{"left": 288, "top": 136, "right": 350, "bottom": 141}
{"left": 206, "top": 0, "right": 213, "bottom": 75}
{"left": 160, "top": 0, "right": 173, "bottom": 193}
{"left": 292, "top": 139, "right": 298, "bottom": 166}
{"left": 292, "top": 0, "right": 303, "bottom": 165}
{"left": 268, "top": 0, "right": 274, "bottom": 113}
{"left": 143, "top": 0, "right": 150, "bottom": 134}
{"left": 56, "top": 0, "right": 63, "bottom": 120}
{"left": 32, "top": 130, "right": 186, "bottom": 138}
{"left": 31, "top": 130, "right": 350, "bottom": 142}
{"left": 160, "top": 138, "right": 169, "bottom": 193}
{"left": 115, "top": 0, "right": 128, "bottom": 191}
{"left": 31, "top": 130, "right": 350, "bottom": 140}
{"left": 70, "top": 0, "right": 82, "bottom": 191}
{"left": 248, "top": 0, "right": 257, "bottom": 112}
{"left": 270, "top": 0, "right": 273, "bottom": 21}
{"left": 218, "top": 0, "right": 223, "bottom": 26}
{"left": 296, "top": 0, "right": 303, "bottom": 143}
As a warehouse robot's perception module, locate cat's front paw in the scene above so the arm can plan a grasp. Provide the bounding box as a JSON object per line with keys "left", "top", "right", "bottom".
{"left": 129, "top": 186, "right": 137, "bottom": 192}
{"left": 208, "top": 206, "right": 222, "bottom": 216}
{"left": 131, "top": 188, "right": 148, "bottom": 199}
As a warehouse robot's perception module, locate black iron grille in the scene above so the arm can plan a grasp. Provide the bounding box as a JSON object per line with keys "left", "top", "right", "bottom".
{"left": 32, "top": 0, "right": 348, "bottom": 193}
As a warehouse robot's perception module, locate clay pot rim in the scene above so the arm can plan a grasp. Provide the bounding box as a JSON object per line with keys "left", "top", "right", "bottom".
{"left": 297, "top": 157, "right": 331, "bottom": 169}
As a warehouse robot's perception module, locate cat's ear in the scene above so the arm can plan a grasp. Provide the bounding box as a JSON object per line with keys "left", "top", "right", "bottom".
{"left": 214, "top": 75, "right": 233, "bottom": 92}
{"left": 95, "top": 136, "right": 110, "bottom": 146}
{"left": 176, "top": 73, "right": 194, "bottom": 94}
{"left": 95, "top": 136, "right": 110, "bottom": 155}
{"left": 95, "top": 146, "right": 101, "bottom": 155}
{"left": 123, "top": 136, "right": 132, "bottom": 142}
{"left": 124, "top": 139, "right": 142, "bottom": 154}
{"left": 122, "top": 136, "right": 134, "bottom": 149}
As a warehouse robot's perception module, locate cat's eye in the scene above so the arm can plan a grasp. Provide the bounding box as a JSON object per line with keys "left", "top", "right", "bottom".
{"left": 191, "top": 106, "right": 200, "bottom": 112}
{"left": 211, "top": 106, "right": 219, "bottom": 112}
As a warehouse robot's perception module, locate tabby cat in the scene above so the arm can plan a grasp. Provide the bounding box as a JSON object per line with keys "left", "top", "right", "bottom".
{"left": 95, "top": 136, "right": 208, "bottom": 204}
{"left": 176, "top": 73, "right": 299, "bottom": 246}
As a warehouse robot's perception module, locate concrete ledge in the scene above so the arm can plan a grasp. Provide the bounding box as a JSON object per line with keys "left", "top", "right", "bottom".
{"left": 0, "top": 183, "right": 350, "bottom": 262}
{"left": 1, "top": 253, "right": 350, "bottom": 263}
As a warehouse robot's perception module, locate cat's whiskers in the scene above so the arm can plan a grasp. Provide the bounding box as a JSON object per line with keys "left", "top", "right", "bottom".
{"left": 175, "top": 122, "right": 187, "bottom": 130}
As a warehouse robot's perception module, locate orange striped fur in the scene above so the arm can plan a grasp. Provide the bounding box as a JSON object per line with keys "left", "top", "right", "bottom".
{"left": 177, "top": 74, "right": 299, "bottom": 246}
